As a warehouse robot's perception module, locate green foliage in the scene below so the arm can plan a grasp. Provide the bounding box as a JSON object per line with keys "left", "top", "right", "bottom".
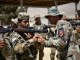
{"left": 0, "top": 6, "right": 18, "bottom": 24}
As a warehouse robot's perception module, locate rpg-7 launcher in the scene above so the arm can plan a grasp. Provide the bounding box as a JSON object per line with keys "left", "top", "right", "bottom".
{"left": 0, "top": 26, "right": 48, "bottom": 33}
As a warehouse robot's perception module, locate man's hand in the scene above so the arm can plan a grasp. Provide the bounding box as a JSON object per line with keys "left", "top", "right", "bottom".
{"left": 30, "top": 33, "right": 45, "bottom": 43}
{"left": 32, "top": 33, "right": 40, "bottom": 42}
{"left": 76, "top": 28, "right": 80, "bottom": 33}
{"left": 27, "top": 33, "right": 34, "bottom": 38}
{"left": 0, "top": 40, "right": 5, "bottom": 48}
{"left": 37, "top": 35, "right": 45, "bottom": 44}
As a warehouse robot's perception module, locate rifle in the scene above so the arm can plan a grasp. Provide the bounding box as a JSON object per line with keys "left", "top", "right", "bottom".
{"left": 66, "top": 19, "right": 80, "bottom": 30}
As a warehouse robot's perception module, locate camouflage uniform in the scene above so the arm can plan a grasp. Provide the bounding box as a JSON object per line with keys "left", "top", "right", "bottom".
{"left": 33, "top": 24, "right": 46, "bottom": 60}
{"left": 0, "top": 32, "right": 14, "bottom": 60}
{"left": 50, "top": 47, "right": 56, "bottom": 60}
{"left": 12, "top": 33, "right": 37, "bottom": 60}
{"left": 48, "top": 26, "right": 56, "bottom": 60}
{"left": 67, "top": 24, "right": 80, "bottom": 60}
{"left": 1, "top": 32, "right": 37, "bottom": 60}
{"left": 1, "top": 12, "right": 37, "bottom": 60}
{"left": 44, "top": 6, "right": 64, "bottom": 60}
{"left": 44, "top": 20, "right": 76, "bottom": 60}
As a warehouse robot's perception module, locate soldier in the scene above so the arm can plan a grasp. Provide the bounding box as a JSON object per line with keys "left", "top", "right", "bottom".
{"left": 44, "top": 7, "right": 62, "bottom": 60}
{"left": 70, "top": 20, "right": 80, "bottom": 60}
{"left": 37, "top": 7, "right": 75, "bottom": 60}
{"left": 33, "top": 15, "right": 45, "bottom": 60}
{"left": 12, "top": 12, "right": 39, "bottom": 60}
{"left": 3, "top": 12, "right": 39, "bottom": 60}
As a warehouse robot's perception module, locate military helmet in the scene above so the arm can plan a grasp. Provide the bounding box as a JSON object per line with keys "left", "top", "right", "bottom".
{"left": 18, "top": 12, "right": 29, "bottom": 21}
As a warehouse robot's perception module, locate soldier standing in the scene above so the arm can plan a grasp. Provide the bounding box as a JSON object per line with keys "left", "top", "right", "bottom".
{"left": 13, "top": 12, "right": 39, "bottom": 60}
{"left": 33, "top": 15, "right": 45, "bottom": 60}
{"left": 45, "top": 7, "right": 62, "bottom": 60}
{"left": 3, "top": 12, "right": 39, "bottom": 60}
{"left": 37, "top": 7, "right": 75, "bottom": 60}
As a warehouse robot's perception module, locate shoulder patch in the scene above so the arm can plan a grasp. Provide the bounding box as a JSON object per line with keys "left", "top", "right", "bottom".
{"left": 58, "top": 28, "right": 64, "bottom": 37}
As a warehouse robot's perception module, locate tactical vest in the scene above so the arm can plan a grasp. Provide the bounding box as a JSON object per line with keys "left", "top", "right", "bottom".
{"left": 16, "top": 32, "right": 37, "bottom": 60}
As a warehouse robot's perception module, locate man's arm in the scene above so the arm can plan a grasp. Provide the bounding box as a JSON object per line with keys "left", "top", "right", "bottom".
{"left": 0, "top": 40, "right": 5, "bottom": 48}
{"left": 11, "top": 32, "right": 38, "bottom": 54}
{"left": 37, "top": 35, "right": 66, "bottom": 48}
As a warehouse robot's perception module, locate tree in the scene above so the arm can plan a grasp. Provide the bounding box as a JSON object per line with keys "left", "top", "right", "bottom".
{"left": 0, "top": 6, "right": 18, "bottom": 25}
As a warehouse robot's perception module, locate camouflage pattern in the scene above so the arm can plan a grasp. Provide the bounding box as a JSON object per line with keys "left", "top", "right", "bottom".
{"left": 34, "top": 24, "right": 56, "bottom": 60}
{"left": 0, "top": 33, "right": 16, "bottom": 60}
{"left": 45, "top": 6, "right": 63, "bottom": 60}
{"left": 50, "top": 47, "right": 56, "bottom": 60}
{"left": 11, "top": 32, "right": 37, "bottom": 60}
{"left": 33, "top": 24, "right": 46, "bottom": 60}
{"left": 2, "top": 32, "right": 37, "bottom": 60}
{"left": 67, "top": 28, "right": 80, "bottom": 60}
{"left": 48, "top": 26, "right": 56, "bottom": 60}
{"left": 44, "top": 20, "right": 78, "bottom": 60}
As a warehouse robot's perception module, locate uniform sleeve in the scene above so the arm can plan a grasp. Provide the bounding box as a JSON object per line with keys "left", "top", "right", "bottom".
{"left": 1, "top": 33, "right": 14, "bottom": 57}
{"left": 11, "top": 32, "right": 34, "bottom": 54}
{"left": 44, "top": 20, "right": 72, "bottom": 48}
{"left": 44, "top": 36, "right": 66, "bottom": 48}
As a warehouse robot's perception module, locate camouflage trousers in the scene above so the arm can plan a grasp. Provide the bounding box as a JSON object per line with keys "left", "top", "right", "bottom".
{"left": 57, "top": 50, "right": 67, "bottom": 60}
{"left": 16, "top": 53, "right": 36, "bottom": 60}
{"left": 37, "top": 44, "right": 44, "bottom": 60}
{"left": 16, "top": 47, "right": 37, "bottom": 60}
{"left": 50, "top": 48, "right": 67, "bottom": 60}
{"left": 50, "top": 48, "right": 56, "bottom": 60}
